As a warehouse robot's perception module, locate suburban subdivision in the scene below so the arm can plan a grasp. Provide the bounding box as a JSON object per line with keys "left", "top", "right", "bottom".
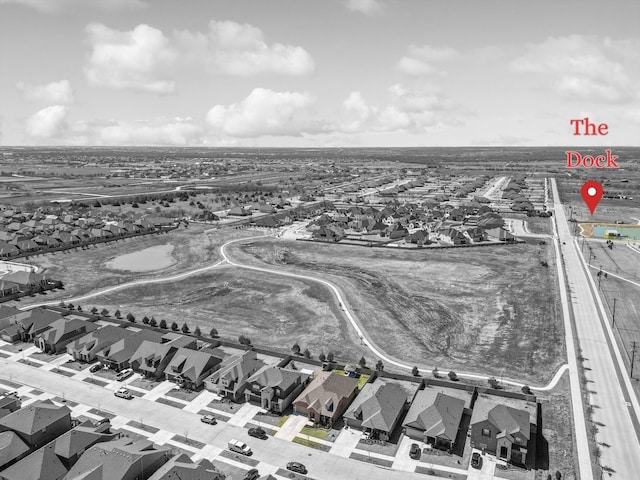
{"left": 0, "top": 146, "right": 638, "bottom": 480}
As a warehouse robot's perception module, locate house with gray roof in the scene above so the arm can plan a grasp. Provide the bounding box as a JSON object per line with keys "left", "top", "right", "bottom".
{"left": 0, "top": 431, "right": 30, "bottom": 470}
{"left": 95, "top": 330, "right": 164, "bottom": 371}
{"left": 244, "top": 366, "right": 310, "bottom": 413}
{"left": 165, "top": 348, "right": 223, "bottom": 390}
{"left": 34, "top": 318, "right": 97, "bottom": 354}
{"left": 0, "top": 400, "right": 72, "bottom": 450}
{"left": 0, "top": 441, "right": 66, "bottom": 480}
{"left": 66, "top": 326, "right": 130, "bottom": 363}
{"left": 470, "top": 396, "right": 537, "bottom": 466}
{"left": 343, "top": 381, "right": 407, "bottom": 441}
{"left": 204, "top": 350, "right": 264, "bottom": 401}
{"left": 147, "top": 453, "right": 225, "bottom": 480}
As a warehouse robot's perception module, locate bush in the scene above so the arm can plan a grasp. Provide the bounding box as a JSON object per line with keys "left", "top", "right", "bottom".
{"left": 303, "top": 349, "right": 311, "bottom": 359}
{"left": 114, "top": 310, "right": 122, "bottom": 318}
{"left": 209, "top": 328, "right": 218, "bottom": 338}
{"left": 142, "top": 316, "right": 150, "bottom": 324}
{"left": 522, "top": 385, "right": 532, "bottom": 395}
{"left": 171, "top": 321, "right": 179, "bottom": 331}
{"left": 292, "top": 343, "right": 301, "bottom": 354}
{"left": 149, "top": 317, "right": 157, "bottom": 327}
{"left": 126, "top": 313, "right": 135, "bottom": 323}
{"left": 448, "top": 371, "right": 458, "bottom": 381}
{"left": 100, "top": 308, "right": 109, "bottom": 317}
{"left": 432, "top": 367, "right": 440, "bottom": 378}
{"left": 412, "top": 366, "right": 420, "bottom": 376}
{"left": 239, "top": 335, "right": 251, "bottom": 346}
{"left": 318, "top": 352, "right": 326, "bottom": 362}
{"left": 159, "top": 319, "right": 167, "bottom": 329}
{"left": 327, "top": 352, "right": 334, "bottom": 362}
{"left": 375, "top": 360, "right": 384, "bottom": 371}
{"left": 181, "top": 323, "right": 190, "bottom": 333}
{"left": 194, "top": 326, "right": 201, "bottom": 336}
{"left": 358, "top": 356, "right": 366, "bottom": 367}
{"left": 488, "top": 377, "right": 500, "bottom": 389}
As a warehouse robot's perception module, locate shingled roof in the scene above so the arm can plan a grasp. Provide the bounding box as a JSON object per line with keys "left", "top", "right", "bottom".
{"left": 0, "top": 442, "right": 67, "bottom": 480}
{"left": 343, "top": 381, "right": 407, "bottom": 433}
{"left": 0, "top": 399, "right": 71, "bottom": 438}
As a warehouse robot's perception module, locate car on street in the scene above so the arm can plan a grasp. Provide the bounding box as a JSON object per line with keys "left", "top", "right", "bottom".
{"left": 114, "top": 388, "right": 133, "bottom": 399}
{"left": 248, "top": 427, "right": 267, "bottom": 439}
{"left": 286, "top": 462, "right": 307, "bottom": 474}
{"left": 471, "top": 452, "right": 483, "bottom": 469}
{"left": 409, "top": 443, "right": 421, "bottom": 459}
{"left": 243, "top": 469, "right": 260, "bottom": 480}
{"left": 116, "top": 368, "right": 133, "bottom": 381}
{"left": 200, "top": 414, "right": 217, "bottom": 425}
{"left": 89, "top": 364, "right": 101, "bottom": 373}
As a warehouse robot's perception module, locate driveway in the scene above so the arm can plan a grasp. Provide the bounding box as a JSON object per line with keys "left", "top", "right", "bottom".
{"left": 467, "top": 450, "right": 496, "bottom": 480}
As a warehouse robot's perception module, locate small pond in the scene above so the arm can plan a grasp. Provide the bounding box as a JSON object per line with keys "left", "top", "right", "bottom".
{"left": 106, "top": 244, "right": 176, "bottom": 272}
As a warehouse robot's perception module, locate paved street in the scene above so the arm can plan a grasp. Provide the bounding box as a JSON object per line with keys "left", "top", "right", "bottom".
{"left": 552, "top": 178, "right": 640, "bottom": 480}
{"left": 0, "top": 358, "right": 434, "bottom": 480}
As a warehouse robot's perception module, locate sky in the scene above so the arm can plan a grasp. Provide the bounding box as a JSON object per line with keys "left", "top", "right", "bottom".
{"left": 1, "top": 0, "right": 639, "bottom": 147}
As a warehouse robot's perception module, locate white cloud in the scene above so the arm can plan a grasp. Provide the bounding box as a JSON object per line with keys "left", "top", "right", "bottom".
{"left": 26, "top": 105, "right": 68, "bottom": 138}
{"left": 80, "top": 117, "right": 203, "bottom": 146}
{"left": 206, "top": 88, "right": 321, "bottom": 137}
{"left": 345, "top": 0, "right": 383, "bottom": 16}
{"left": 510, "top": 35, "right": 640, "bottom": 103}
{"left": 84, "top": 23, "right": 177, "bottom": 93}
{"left": 176, "top": 20, "right": 315, "bottom": 76}
{"left": 340, "top": 84, "right": 461, "bottom": 134}
{"left": 17, "top": 80, "right": 74, "bottom": 104}
{"left": 0, "top": 0, "right": 147, "bottom": 13}
{"left": 397, "top": 45, "right": 459, "bottom": 76}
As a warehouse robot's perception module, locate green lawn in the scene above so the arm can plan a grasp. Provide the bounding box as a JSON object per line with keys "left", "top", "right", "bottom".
{"left": 300, "top": 426, "right": 329, "bottom": 440}
{"left": 332, "top": 369, "right": 370, "bottom": 389}
{"left": 276, "top": 414, "right": 290, "bottom": 428}
{"left": 292, "top": 436, "right": 330, "bottom": 451}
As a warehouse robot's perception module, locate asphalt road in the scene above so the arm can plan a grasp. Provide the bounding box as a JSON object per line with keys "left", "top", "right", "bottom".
{"left": 552, "top": 178, "right": 640, "bottom": 480}
{"left": 0, "top": 359, "right": 429, "bottom": 480}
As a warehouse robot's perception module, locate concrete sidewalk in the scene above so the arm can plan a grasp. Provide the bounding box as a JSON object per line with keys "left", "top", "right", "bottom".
{"left": 274, "top": 415, "right": 309, "bottom": 442}
{"left": 329, "top": 427, "right": 362, "bottom": 458}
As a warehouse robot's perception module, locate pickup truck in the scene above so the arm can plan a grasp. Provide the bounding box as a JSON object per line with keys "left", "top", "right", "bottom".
{"left": 228, "top": 439, "right": 252, "bottom": 456}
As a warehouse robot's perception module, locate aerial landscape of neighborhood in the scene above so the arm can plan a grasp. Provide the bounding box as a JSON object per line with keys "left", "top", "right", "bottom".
{"left": 0, "top": 145, "right": 638, "bottom": 480}
{"left": 1, "top": 0, "right": 639, "bottom": 479}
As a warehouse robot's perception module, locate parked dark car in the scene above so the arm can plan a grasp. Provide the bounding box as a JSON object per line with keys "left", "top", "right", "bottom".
{"left": 471, "top": 452, "right": 483, "bottom": 469}
{"left": 248, "top": 427, "right": 267, "bottom": 439}
{"left": 89, "top": 364, "right": 101, "bottom": 373}
{"left": 286, "top": 462, "right": 307, "bottom": 474}
{"left": 409, "top": 443, "right": 421, "bottom": 459}
{"left": 243, "top": 469, "right": 260, "bottom": 480}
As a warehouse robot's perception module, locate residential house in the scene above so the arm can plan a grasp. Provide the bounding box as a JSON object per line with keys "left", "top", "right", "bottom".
{"left": 164, "top": 348, "right": 223, "bottom": 390}
{"left": 470, "top": 396, "right": 536, "bottom": 466}
{"left": 0, "top": 309, "right": 63, "bottom": 343}
{"left": 0, "top": 442, "right": 67, "bottom": 480}
{"left": 95, "top": 330, "right": 164, "bottom": 371}
{"left": 485, "top": 227, "right": 516, "bottom": 243}
{"left": 403, "top": 390, "right": 468, "bottom": 451}
{"left": 0, "top": 431, "right": 30, "bottom": 470}
{"left": 65, "top": 326, "right": 131, "bottom": 363}
{"left": 129, "top": 340, "right": 181, "bottom": 380}
{"left": 63, "top": 438, "right": 171, "bottom": 480}
{"left": 53, "top": 421, "right": 118, "bottom": 470}
{"left": 293, "top": 372, "right": 359, "bottom": 426}
{"left": 34, "top": 318, "right": 97, "bottom": 354}
{"left": 147, "top": 454, "right": 226, "bottom": 480}
{"left": 0, "top": 280, "right": 19, "bottom": 297}
{"left": 0, "top": 393, "right": 21, "bottom": 416}
{"left": 0, "top": 400, "right": 72, "bottom": 450}
{"left": 204, "top": 350, "right": 264, "bottom": 401}
{"left": 0, "top": 271, "right": 47, "bottom": 292}
{"left": 244, "top": 366, "right": 310, "bottom": 413}
{"left": 343, "top": 381, "right": 407, "bottom": 441}
{"left": 0, "top": 242, "right": 18, "bottom": 259}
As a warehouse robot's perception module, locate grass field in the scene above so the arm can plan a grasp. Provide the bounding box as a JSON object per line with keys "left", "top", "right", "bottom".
{"left": 227, "top": 238, "right": 565, "bottom": 384}
{"left": 15, "top": 225, "right": 261, "bottom": 307}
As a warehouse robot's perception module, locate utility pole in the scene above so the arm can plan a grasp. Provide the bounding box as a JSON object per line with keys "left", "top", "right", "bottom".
{"left": 612, "top": 298, "right": 617, "bottom": 328}
{"left": 632, "top": 342, "right": 638, "bottom": 379}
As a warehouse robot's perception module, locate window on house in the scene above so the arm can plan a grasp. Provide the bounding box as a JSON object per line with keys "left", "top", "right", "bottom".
{"left": 481, "top": 428, "right": 491, "bottom": 437}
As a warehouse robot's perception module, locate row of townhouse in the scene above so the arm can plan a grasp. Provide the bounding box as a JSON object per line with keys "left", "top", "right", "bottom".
{"left": 0, "top": 397, "right": 225, "bottom": 480}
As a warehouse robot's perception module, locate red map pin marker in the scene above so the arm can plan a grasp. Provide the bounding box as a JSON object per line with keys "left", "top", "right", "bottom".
{"left": 581, "top": 180, "right": 604, "bottom": 215}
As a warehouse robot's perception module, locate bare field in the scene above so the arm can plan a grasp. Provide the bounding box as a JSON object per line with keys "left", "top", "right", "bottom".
{"left": 71, "top": 267, "right": 370, "bottom": 363}
{"left": 14, "top": 226, "right": 260, "bottom": 307}
{"left": 228, "top": 239, "right": 565, "bottom": 384}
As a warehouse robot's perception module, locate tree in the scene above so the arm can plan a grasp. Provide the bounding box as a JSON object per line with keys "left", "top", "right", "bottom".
{"left": 327, "top": 351, "right": 334, "bottom": 362}
{"left": 412, "top": 366, "right": 420, "bottom": 376}
{"left": 142, "top": 316, "right": 150, "bottom": 324}
{"left": 194, "top": 326, "right": 201, "bottom": 336}
{"left": 432, "top": 367, "right": 440, "bottom": 378}
{"left": 292, "top": 343, "right": 301, "bottom": 355}
{"left": 209, "top": 327, "right": 218, "bottom": 338}
{"left": 358, "top": 356, "right": 366, "bottom": 367}
{"left": 522, "top": 385, "right": 532, "bottom": 395}
{"left": 126, "top": 313, "right": 135, "bottom": 323}
{"left": 149, "top": 317, "right": 157, "bottom": 327}
{"left": 159, "top": 319, "right": 167, "bottom": 329}
{"left": 171, "top": 321, "right": 179, "bottom": 331}
{"left": 77, "top": 305, "right": 83, "bottom": 312}
{"left": 67, "top": 303, "right": 74, "bottom": 310}
{"left": 375, "top": 360, "right": 384, "bottom": 371}
{"left": 555, "top": 472, "right": 562, "bottom": 480}
{"left": 488, "top": 377, "right": 499, "bottom": 389}
{"left": 100, "top": 308, "right": 109, "bottom": 317}
{"left": 181, "top": 323, "right": 190, "bottom": 333}
{"left": 448, "top": 371, "right": 458, "bottom": 381}
{"left": 318, "top": 352, "right": 326, "bottom": 362}
{"left": 239, "top": 335, "right": 251, "bottom": 346}
{"left": 303, "top": 349, "right": 311, "bottom": 359}
{"left": 114, "top": 309, "right": 122, "bottom": 319}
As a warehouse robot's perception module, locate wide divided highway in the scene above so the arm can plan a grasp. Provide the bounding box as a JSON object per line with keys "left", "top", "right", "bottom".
{"left": 551, "top": 178, "right": 640, "bottom": 480}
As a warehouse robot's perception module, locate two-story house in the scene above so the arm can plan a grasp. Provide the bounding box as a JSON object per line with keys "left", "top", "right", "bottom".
{"left": 244, "top": 366, "right": 310, "bottom": 413}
